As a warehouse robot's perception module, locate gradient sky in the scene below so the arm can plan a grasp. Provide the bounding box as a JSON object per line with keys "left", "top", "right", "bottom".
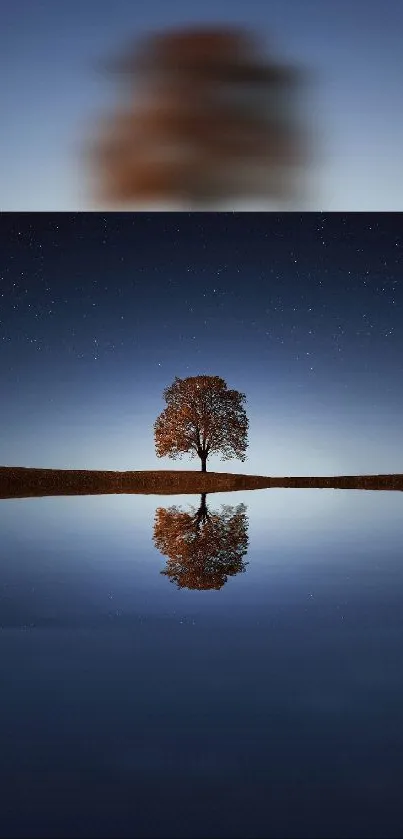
{"left": 1, "top": 212, "right": 402, "bottom": 476}
{"left": 2, "top": 0, "right": 403, "bottom": 211}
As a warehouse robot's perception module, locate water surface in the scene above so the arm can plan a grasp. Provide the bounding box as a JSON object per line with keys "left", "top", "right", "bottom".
{"left": 1, "top": 489, "right": 403, "bottom": 838}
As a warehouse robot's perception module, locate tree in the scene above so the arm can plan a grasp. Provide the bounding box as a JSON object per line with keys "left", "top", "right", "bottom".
{"left": 154, "top": 375, "right": 248, "bottom": 472}
{"left": 90, "top": 24, "right": 305, "bottom": 207}
{"left": 153, "top": 494, "right": 249, "bottom": 590}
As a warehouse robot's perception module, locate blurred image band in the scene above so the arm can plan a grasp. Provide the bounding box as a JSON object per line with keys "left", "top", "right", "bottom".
{"left": 2, "top": 2, "right": 402, "bottom": 209}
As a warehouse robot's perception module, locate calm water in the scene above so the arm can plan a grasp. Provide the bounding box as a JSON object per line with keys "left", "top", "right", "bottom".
{"left": 1, "top": 489, "right": 403, "bottom": 838}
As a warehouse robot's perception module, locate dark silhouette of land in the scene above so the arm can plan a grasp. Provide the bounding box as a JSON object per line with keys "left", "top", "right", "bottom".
{"left": 1, "top": 466, "right": 403, "bottom": 499}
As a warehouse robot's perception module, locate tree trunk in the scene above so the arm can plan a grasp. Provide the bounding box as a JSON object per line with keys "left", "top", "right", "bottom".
{"left": 200, "top": 493, "right": 208, "bottom": 517}
{"left": 200, "top": 453, "right": 207, "bottom": 472}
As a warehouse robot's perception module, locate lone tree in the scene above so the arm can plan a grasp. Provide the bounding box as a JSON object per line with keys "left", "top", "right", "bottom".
{"left": 90, "top": 24, "right": 305, "bottom": 207}
{"left": 154, "top": 375, "right": 248, "bottom": 472}
{"left": 153, "top": 495, "right": 249, "bottom": 590}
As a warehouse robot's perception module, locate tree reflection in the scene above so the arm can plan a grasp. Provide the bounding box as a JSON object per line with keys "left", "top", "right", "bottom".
{"left": 153, "top": 493, "right": 249, "bottom": 590}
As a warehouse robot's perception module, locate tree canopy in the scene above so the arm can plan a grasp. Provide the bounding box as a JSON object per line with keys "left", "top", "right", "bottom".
{"left": 153, "top": 494, "right": 249, "bottom": 590}
{"left": 91, "top": 24, "right": 304, "bottom": 207}
{"left": 154, "top": 374, "right": 248, "bottom": 471}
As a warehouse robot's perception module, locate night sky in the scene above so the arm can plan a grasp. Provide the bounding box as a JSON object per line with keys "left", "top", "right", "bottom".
{"left": 1, "top": 212, "right": 402, "bottom": 476}
{"left": 2, "top": 0, "right": 403, "bottom": 210}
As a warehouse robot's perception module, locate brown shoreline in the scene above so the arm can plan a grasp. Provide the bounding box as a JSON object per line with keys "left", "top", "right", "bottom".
{"left": 1, "top": 466, "right": 403, "bottom": 499}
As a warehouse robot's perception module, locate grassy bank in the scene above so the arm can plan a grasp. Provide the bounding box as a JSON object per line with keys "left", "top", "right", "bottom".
{"left": 1, "top": 466, "right": 403, "bottom": 499}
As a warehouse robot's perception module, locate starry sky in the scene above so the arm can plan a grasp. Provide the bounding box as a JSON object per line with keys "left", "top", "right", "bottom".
{"left": 2, "top": 0, "right": 403, "bottom": 211}
{"left": 1, "top": 212, "right": 402, "bottom": 476}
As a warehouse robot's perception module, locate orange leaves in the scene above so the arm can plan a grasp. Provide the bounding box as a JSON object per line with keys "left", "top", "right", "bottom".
{"left": 154, "top": 375, "right": 248, "bottom": 467}
{"left": 153, "top": 496, "right": 249, "bottom": 590}
{"left": 90, "top": 25, "right": 305, "bottom": 207}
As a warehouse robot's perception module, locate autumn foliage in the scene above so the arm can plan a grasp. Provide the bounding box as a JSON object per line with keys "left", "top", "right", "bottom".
{"left": 154, "top": 375, "right": 248, "bottom": 471}
{"left": 153, "top": 494, "right": 249, "bottom": 590}
{"left": 90, "top": 24, "right": 304, "bottom": 206}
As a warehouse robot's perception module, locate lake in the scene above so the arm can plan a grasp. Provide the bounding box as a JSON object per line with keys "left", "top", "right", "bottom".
{"left": 1, "top": 489, "right": 403, "bottom": 838}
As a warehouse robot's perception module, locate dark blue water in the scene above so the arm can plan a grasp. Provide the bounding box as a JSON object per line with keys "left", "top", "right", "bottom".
{"left": 1, "top": 489, "right": 403, "bottom": 838}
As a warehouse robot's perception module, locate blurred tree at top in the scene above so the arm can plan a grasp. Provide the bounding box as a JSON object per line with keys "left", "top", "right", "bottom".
{"left": 89, "top": 24, "right": 308, "bottom": 207}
